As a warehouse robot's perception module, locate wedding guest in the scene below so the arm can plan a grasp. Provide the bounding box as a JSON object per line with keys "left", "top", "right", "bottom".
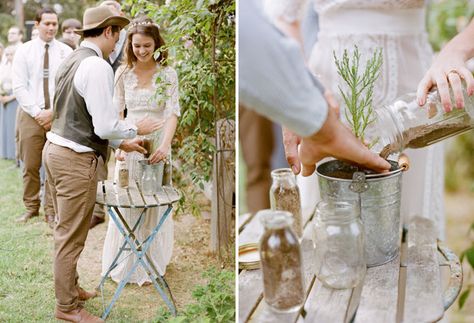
{"left": 0, "top": 46, "right": 18, "bottom": 160}
{"left": 12, "top": 7, "right": 73, "bottom": 226}
{"left": 44, "top": 6, "right": 159, "bottom": 322}
{"left": 2, "top": 26, "right": 23, "bottom": 63}
{"left": 0, "top": 42, "right": 4, "bottom": 64}
{"left": 59, "top": 18, "right": 82, "bottom": 49}
{"left": 31, "top": 26, "right": 39, "bottom": 40}
{"left": 100, "top": 0, "right": 127, "bottom": 72}
{"left": 6, "top": 26, "right": 23, "bottom": 48}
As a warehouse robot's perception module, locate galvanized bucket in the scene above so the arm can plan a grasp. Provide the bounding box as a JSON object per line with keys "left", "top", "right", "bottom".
{"left": 316, "top": 160, "right": 403, "bottom": 267}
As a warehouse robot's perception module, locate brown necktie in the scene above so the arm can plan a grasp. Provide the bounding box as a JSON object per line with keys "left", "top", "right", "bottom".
{"left": 43, "top": 43, "right": 50, "bottom": 109}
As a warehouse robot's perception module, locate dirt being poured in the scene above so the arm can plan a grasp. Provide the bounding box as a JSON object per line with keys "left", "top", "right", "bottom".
{"left": 380, "top": 123, "right": 472, "bottom": 158}
{"left": 260, "top": 228, "right": 304, "bottom": 311}
{"left": 271, "top": 187, "right": 302, "bottom": 238}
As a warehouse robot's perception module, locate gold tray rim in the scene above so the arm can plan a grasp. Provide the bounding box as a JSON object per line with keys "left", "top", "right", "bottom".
{"left": 238, "top": 243, "right": 260, "bottom": 270}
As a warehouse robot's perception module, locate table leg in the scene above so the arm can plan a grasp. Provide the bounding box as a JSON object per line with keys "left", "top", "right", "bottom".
{"left": 97, "top": 207, "right": 146, "bottom": 290}
{"left": 100, "top": 205, "right": 177, "bottom": 319}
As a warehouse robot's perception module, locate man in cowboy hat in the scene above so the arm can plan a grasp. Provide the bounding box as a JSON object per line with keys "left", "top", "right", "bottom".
{"left": 89, "top": 0, "right": 129, "bottom": 230}
{"left": 44, "top": 6, "right": 160, "bottom": 322}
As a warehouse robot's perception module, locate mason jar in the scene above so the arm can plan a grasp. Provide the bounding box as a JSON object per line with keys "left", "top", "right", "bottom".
{"left": 366, "top": 85, "right": 474, "bottom": 158}
{"left": 259, "top": 210, "right": 304, "bottom": 312}
{"left": 140, "top": 160, "right": 156, "bottom": 195}
{"left": 117, "top": 160, "right": 129, "bottom": 188}
{"left": 269, "top": 168, "right": 303, "bottom": 238}
{"left": 313, "top": 201, "right": 366, "bottom": 289}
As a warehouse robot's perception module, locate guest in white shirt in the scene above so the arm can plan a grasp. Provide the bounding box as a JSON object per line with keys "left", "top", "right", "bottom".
{"left": 7, "top": 26, "right": 23, "bottom": 47}
{"left": 101, "top": 0, "right": 127, "bottom": 72}
{"left": 43, "top": 6, "right": 160, "bottom": 322}
{"left": 12, "top": 7, "right": 73, "bottom": 226}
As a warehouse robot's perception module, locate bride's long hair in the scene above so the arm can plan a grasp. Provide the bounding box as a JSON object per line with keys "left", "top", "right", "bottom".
{"left": 123, "top": 17, "right": 168, "bottom": 68}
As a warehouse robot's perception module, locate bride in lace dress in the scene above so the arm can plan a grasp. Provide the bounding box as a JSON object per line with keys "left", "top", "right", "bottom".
{"left": 264, "top": 0, "right": 445, "bottom": 238}
{"left": 102, "top": 18, "right": 180, "bottom": 285}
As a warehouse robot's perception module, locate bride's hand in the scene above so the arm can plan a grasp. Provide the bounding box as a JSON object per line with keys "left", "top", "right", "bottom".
{"left": 149, "top": 144, "right": 168, "bottom": 164}
{"left": 416, "top": 20, "right": 474, "bottom": 112}
{"left": 135, "top": 117, "right": 164, "bottom": 135}
{"left": 416, "top": 57, "right": 474, "bottom": 112}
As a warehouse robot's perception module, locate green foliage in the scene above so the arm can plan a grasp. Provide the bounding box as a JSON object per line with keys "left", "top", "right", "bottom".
{"left": 154, "top": 268, "right": 235, "bottom": 322}
{"left": 0, "top": 13, "right": 15, "bottom": 46}
{"left": 459, "top": 289, "right": 470, "bottom": 309}
{"left": 459, "top": 244, "right": 474, "bottom": 309}
{"left": 124, "top": 0, "right": 235, "bottom": 213}
{"left": 334, "top": 46, "right": 382, "bottom": 145}
{"left": 444, "top": 132, "right": 474, "bottom": 192}
{"left": 427, "top": 0, "right": 474, "bottom": 52}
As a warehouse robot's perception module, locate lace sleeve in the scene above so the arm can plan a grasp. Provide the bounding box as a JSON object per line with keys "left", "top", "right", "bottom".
{"left": 263, "top": 0, "right": 308, "bottom": 23}
{"left": 163, "top": 67, "right": 181, "bottom": 118}
{"left": 113, "top": 65, "right": 127, "bottom": 115}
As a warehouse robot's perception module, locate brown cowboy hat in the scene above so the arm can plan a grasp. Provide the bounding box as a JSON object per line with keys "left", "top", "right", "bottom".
{"left": 74, "top": 6, "right": 130, "bottom": 35}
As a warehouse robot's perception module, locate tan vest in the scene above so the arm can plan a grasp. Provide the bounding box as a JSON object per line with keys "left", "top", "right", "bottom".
{"left": 51, "top": 47, "right": 108, "bottom": 160}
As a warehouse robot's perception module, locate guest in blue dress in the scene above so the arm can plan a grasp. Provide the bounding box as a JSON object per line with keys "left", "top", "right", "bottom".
{"left": 0, "top": 46, "right": 18, "bottom": 160}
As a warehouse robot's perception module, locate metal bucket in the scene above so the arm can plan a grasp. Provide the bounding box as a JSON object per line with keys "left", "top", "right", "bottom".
{"left": 316, "top": 160, "right": 403, "bottom": 267}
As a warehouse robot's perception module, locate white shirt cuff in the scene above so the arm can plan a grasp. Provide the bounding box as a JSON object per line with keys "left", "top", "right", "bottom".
{"left": 109, "top": 139, "right": 123, "bottom": 149}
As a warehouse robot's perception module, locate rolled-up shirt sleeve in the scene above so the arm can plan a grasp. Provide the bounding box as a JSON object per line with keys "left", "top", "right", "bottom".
{"left": 74, "top": 56, "right": 137, "bottom": 145}
{"left": 12, "top": 44, "right": 42, "bottom": 117}
{"left": 239, "top": 0, "right": 327, "bottom": 138}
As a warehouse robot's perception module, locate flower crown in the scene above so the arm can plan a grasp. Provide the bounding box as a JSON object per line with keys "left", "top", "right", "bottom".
{"left": 128, "top": 20, "right": 160, "bottom": 30}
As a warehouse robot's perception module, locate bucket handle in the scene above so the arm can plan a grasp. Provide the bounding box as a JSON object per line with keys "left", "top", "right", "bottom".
{"left": 349, "top": 171, "right": 369, "bottom": 193}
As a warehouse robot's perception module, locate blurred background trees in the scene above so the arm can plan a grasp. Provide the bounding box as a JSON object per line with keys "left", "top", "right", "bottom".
{"left": 427, "top": 0, "right": 474, "bottom": 311}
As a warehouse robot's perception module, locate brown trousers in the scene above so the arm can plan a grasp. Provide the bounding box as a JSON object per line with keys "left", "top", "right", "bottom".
{"left": 43, "top": 141, "right": 98, "bottom": 312}
{"left": 17, "top": 109, "right": 54, "bottom": 215}
{"left": 92, "top": 149, "right": 111, "bottom": 219}
{"left": 239, "top": 105, "right": 274, "bottom": 214}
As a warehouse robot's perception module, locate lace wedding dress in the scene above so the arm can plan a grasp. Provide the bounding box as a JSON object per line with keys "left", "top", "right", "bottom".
{"left": 264, "top": 0, "right": 445, "bottom": 238}
{"left": 101, "top": 64, "right": 181, "bottom": 285}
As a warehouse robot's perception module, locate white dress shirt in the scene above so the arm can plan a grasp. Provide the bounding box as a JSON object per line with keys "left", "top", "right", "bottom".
{"left": 47, "top": 41, "right": 137, "bottom": 151}
{"left": 239, "top": 0, "right": 328, "bottom": 137}
{"left": 12, "top": 38, "right": 72, "bottom": 117}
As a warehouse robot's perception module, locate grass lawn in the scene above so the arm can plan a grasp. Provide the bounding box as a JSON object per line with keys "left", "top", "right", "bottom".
{"left": 0, "top": 159, "right": 56, "bottom": 321}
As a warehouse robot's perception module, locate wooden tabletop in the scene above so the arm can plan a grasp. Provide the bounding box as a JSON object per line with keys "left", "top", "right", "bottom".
{"left": 95, "top": 180, "right": 181, "bottom": 208}
{"left": 238, "top": 213, "right": 462, "bottom": 323}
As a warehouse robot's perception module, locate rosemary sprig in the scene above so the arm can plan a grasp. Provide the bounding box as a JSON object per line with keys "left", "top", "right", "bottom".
{"left": 334, "top": 46, "right": 383, "bottom": 146}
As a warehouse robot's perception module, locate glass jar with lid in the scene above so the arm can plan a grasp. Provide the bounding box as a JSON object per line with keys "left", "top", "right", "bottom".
{"left": 259, "top": 210, "right": 304, "bottom": 312}
{"left": 366, "top": 85, "right": 474, "bottom": 158}
{"left": 313, "top": 201, "right": 366, "bottom": 289}
{"left": 269, "top": 168, "right": 303, "bottom": 238}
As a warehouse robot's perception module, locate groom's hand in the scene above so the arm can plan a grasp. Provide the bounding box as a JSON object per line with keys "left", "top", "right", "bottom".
{"left": 282, "top": 127, "right": 301, "bottom": 175}
{"left": 299, "top": 91, "right": 391, "bottom": 176}
{"left": 119, "top": 137, "right": 147, "bottom": 154}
